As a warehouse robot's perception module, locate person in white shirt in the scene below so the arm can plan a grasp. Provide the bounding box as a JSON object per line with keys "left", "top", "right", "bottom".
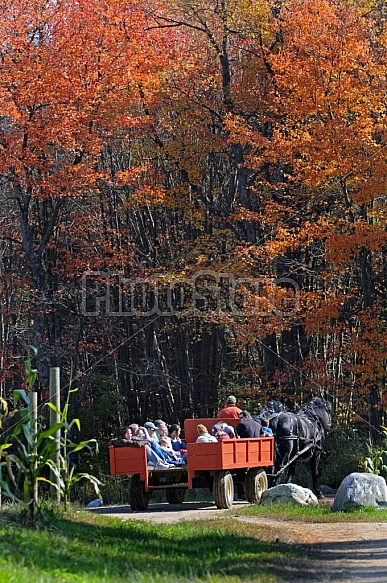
{"left": 196, "top": 424, "right": 217, "bottom": 443}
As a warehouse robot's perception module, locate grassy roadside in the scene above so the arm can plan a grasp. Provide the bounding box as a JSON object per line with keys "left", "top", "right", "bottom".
{"left": 235, "top": 499, "right": 387, "bottom": 522}
{"left": 0, "top": 503, "right": 386, "bottom": 583}
{"left": 0, "top": 505, "right": 304, "bottom": 583}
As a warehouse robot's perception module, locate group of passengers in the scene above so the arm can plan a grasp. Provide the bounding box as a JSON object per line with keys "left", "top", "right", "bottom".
{"left": 196, "top": 421, "right": 236, "bottom": 442}
{"left": 194, "top": 394, "right": 273, "bottom": 441}
{"left": 196, "top": 409, "right": 272, "bottom": 443}
{"left": 109, "top": 395, "right": 272, "bottom": 470}
{"left": 109, "top": 419, "right": 187, "bottom": 470}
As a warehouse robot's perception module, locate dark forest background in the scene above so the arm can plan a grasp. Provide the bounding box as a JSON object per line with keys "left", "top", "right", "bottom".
{"left": 0, "top": 0, "right": 386, "bottom": 455}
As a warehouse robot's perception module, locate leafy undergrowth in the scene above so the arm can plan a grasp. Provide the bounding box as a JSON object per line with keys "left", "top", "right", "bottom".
{"left": 234, "top": 500, "right": 387, "bottom": 523}
{"left": 0, "top": 507, "right": 304, "bottom": 583}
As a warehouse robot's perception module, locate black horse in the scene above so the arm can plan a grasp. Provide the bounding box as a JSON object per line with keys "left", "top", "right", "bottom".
{"left": 253, "top": 399, "right": 286, "bottom": 434}
{"left": 270, "top": 396, "right": 332, "bottom": 498}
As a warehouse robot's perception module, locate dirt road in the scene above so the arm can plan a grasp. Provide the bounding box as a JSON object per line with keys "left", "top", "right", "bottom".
{"left": 91, "top": 501, "right": 387, "bottom": 583}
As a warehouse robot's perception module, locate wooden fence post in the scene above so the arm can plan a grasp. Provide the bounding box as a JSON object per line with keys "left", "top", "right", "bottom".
{"left": 49, "top": 367, "right": 61, "bottom": 503}
{"left": 30, "top": 391, "right": 38, "bottom": 503}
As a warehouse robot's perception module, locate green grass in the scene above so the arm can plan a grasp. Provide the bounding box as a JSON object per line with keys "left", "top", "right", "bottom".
{"left": 236, "top": 500, "right": 387, "bottom": 522}
{"left": 0, "top": 507, "right": 303, "bottom": 583}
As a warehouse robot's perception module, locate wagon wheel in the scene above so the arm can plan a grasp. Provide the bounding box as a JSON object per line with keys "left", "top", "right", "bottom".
{"left": 165, "top": 488, "right": 187, "bottom": 504}
{"left": 245, "top": 468, "right": 268, "bottom": 504}
{"left": 129, "top": 474, "right": 150, "bottom": 511}
{"left": 213, "top": 470, "right": 234, "bottom": 509}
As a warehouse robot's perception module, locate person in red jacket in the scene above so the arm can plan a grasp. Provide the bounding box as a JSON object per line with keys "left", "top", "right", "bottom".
{"left": 218, "top": 395, "right": 242, "bottom": 419}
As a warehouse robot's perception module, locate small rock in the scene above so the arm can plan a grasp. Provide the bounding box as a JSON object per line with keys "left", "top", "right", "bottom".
{"left": 319, "top": 484, "right": 336, "bottom": 495}
{"left": 86, "top": 498, "right": 104, "bottom": 508}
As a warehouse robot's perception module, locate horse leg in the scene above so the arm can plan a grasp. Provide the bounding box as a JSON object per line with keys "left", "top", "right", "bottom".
{"left": 286, "top": 460, "right": 297, "bottom": 484}
{"left": 271, "top": 451, "right": 281, "bottom": 487}
{"left": 310, "top": 452, "right": 324, "bottom": 499}
{"left": 273, "top": 442, "right": 293, "bottom": 486}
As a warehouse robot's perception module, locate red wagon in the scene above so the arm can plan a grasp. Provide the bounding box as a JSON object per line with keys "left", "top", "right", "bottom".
{"left": 109, "top": 417, "right": 274, "bottom": 511}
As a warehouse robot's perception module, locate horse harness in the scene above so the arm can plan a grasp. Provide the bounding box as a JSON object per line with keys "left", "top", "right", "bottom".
{"left": 275, "top": 406, "right": 326, "bottom": 461}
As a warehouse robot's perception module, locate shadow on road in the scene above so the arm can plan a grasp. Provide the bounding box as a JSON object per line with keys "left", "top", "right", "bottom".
{"left": 87, "top": 499, "right": 248, "bottom": 520}
{"left": 305, "top": 538, "right": 387, "bottom": 582}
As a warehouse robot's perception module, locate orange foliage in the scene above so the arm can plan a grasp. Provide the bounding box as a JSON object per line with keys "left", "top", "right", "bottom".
{"left": 0, "top": 0, "right": 169, "bottom": 201}
{"left": 347, "top": 309, "right": 387, "bottom": 386}
{"left": 1, "top": 0, "right": 387, "bottom": 424}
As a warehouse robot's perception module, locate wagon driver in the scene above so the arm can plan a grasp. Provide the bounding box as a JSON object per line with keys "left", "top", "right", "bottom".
{"left": 218, "top": 395, "right": 242, "bottom": 419}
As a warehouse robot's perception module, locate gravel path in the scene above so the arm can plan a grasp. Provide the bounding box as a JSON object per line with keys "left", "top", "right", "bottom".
{"left": 238, "top": 516, "right": 387, "bottom": 582}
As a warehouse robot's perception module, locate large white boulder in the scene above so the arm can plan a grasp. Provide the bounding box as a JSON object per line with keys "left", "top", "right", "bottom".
{"left": 261, "top": 484, "right": 319, "bottom": 507}
{"left": 332, "top": 472, "right": 387, "bottom": 512}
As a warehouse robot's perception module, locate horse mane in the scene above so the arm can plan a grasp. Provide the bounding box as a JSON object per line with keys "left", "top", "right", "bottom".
{"left": 254, "top": 399, "right": 286, "bottom": 425}
{"left": 307, "top": 396, "right": 332, "bottom": 412}
{"left": 299, "top": 397, "right": 332, "bottom": 432}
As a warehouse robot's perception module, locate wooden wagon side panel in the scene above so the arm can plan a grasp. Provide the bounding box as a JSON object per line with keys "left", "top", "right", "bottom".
{"left": 186, "top": 437, "right": 274, "bottom": 487}
{"left": 187, "top": 442, "right": 221, "bottom": 470}
{"left": 108, "top": 445, "right": 148, "bottom": 482}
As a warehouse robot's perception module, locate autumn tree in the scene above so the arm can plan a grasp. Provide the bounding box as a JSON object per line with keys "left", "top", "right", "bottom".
{"left": 0, "top": 0, "right": 172, "bottom": 391}
{"left": 226, "top": 0, "right": 387, "bottom": 432}
{"left": 1, "top": 0, "right": 387, "bottom": 440}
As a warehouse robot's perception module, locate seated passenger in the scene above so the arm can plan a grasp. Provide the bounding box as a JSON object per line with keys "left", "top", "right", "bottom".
{"left": 196, "top": 424, "right": 218, "bottom": 443}
{"left": 146, "top": 428, "right": 185, "bottom": 466}
{"left": 211, "top": 423, "right": 230, "bottom": 440}
{"left": 117, "top": 421, "right": 186, "bottom": 468}
{"left": 169, "top": 424, "right": 182, "bottom": 452}
{"left": 160, "top": 435, "right": 179, "bottom": 458}
{"left": 160, "top": 434, "right": 188, "bottom": 463}
{"left": 140, "top": 422, "right": 184, "bottom": 465}
{"left": 235, "top": 410, "right": 264, "bottom": 438}
{"left": 154, "top": 419, "right": 168, "bottom": 443}
{"left": 156, "top": 421, "right": 172, "bottom": 446}
{"left": 108, "top": 426, "right": 133, "bottom": 447}
{"left": 129, "top": 423, "right": 147, "bottom": 440}
{"left": 219, "top": 421, "right": 236, "bottom": 439}
{"left": 144, "top": 421, "right": 158, "bottom": 441}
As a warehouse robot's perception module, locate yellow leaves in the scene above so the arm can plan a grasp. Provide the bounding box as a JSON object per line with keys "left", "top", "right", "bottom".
{"left": 195, "top": 254, "right": 210, "bottom": 266}
{"left": 224, "top": 114, "right": 266, "bottom": 149}
{"left": 352, "top": 165, "right": 387, "bottom": 209}
{"left": 116, "top": 166, "right": 167, "bottom": 206}
{"left": 228, "top": 206, "right": 262, "bottom": 223}
{"left": 115, "top": 167, "right": 148, "bottom": 187}
{"left": 269, "top": 0, "right": 384, "bottom": 130}
{"left": 256, "top": 218, "right": 330, "bottom": 260}
{"left": 226, "top": 0, "right": 272, "bottom": 41}
{"left": 368, "top": 200, "right": 387, "bottom": 227}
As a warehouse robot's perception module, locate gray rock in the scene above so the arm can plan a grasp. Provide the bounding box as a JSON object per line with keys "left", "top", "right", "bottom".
{"left": 332, "top": 472, "right": 387, "bottom": 512}
{"left": 319, "top": 484, "right": 336, "bottom": 495}
{"left": 86, "top": 498, "right": 104, "bottom": 508}
{"left": 261, "top": 484, "right": 319, "bottom": 507}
